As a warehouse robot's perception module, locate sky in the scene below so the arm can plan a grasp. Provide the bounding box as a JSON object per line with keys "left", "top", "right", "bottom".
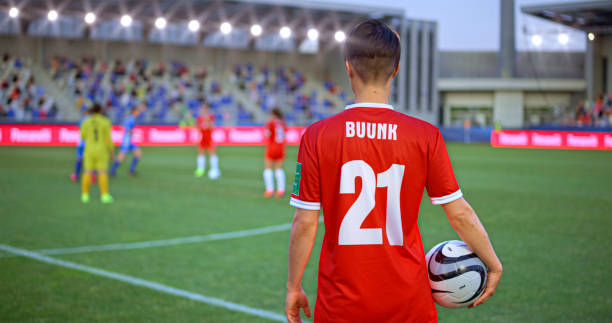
{"left": 327, "top": 0, "right": 591, "bottom": 51}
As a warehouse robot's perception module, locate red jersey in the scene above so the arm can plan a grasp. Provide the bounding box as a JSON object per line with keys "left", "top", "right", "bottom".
{"left": 265, "top": 117, "right": 286, "bottom": 160}
{"left": 197, "top": 113, "right": 215, "bottom": 149}
{"left": 289, "top": 102, "right": 462, "bottom": 323}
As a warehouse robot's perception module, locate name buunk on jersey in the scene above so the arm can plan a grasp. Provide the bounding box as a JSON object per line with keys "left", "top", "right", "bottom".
{"left": 345, "top": 121, "right": 398, "bottom": 140}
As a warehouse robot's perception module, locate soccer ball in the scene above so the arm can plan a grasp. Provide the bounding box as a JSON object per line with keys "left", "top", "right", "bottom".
{"left": 425, "top": 240, "right": 487, "bottom": 308}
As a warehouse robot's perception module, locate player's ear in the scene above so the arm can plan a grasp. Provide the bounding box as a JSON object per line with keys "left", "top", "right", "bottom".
{"left": 344, "top": 61, "right": 353, "bottom": 78}
{"left": 391, "top": 62, "right": 400, "bottom": 79}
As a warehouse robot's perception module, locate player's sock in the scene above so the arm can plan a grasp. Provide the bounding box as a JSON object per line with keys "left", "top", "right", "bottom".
{"left": 110, "top": 160, "right": 120, "bottom": 176}
{"left": 197, "top": 155, "right": 205, "bottom": 171}
{"left": 263, "top": 169, "right": 274, "bottom": 193}
{"left": 210, "top": 155, "right": 219, "bottom": 171}
{"left": 99, "top": 173, "right": 109, "bottom": 195}
{"left": 81, "top": 172, "right": 91, "bottom": 194}
{"left": 129, "top": 157, "right": 139, "bottom": 173}
{"left": 74, "top": 158, "right": 82, "bottom": 179}
{"left": 275, "top": 169, "right": 285, "bottom": 195}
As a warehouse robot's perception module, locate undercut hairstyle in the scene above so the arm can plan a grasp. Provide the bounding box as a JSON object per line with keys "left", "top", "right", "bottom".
{"left": 343, "top": 19, "right": 401, "bottom": 85}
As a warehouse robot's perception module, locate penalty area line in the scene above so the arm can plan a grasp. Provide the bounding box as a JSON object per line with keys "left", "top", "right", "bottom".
{"left": 17, "top": 216, "right": 322, "bottom": 257}
{"left": 0, "top": 244, "right": 287, "bottom": 322}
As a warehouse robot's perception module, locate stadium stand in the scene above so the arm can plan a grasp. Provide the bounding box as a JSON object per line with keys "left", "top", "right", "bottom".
{"left": 0, "top": 54, "right": 58, "bottom": 120}
{"left": 42, "top": 55, "right": 352, "bottom": 125}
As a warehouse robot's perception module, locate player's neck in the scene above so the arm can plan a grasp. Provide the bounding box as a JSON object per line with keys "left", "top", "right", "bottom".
{"left": 352, "top": 84, "right": 391, "bottom": 105}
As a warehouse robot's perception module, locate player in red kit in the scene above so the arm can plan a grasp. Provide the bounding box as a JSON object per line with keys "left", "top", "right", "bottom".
{"left": 195, "top": 101, "right": 220, "bottom": 179}
{"left": 285, "top": 20, "right": 502, "bottom": 323}
{"left": 263, "top": 108, "right": 287, "bottom": 198}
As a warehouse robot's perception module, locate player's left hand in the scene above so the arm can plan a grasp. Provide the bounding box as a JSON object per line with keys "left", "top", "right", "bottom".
{"left": 285, "top": 287, "right": 311, "bottom": 323}
{"left": 469, "top": 267, "right": 502, "bottom": 308}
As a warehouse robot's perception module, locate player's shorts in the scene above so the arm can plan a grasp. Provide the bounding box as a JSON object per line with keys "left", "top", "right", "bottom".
{"left": 120, "top": 142, "right": 138, "bottom": 153}
{"left": 83, "top": 151, "right": 109, "bottom": 171}
{"left": 76, "top": 141, "right": 85, "bottom": 158}
{"left": 265, "top": 144, "right": 285, "bottom": 161}
{"left": 199, "top": 134, "right": 214, "bottom": 149}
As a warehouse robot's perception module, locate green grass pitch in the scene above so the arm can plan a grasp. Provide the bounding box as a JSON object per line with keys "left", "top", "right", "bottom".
{"left": 0, "top": 144, "right": 610, "bottom": 322}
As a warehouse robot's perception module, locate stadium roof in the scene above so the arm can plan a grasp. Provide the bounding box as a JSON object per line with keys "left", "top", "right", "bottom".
{"left": 521, "top": 1, "right": 612, "bottom": 34}
{"left": 2, "top": 0, "right": 406, "bottom": 37}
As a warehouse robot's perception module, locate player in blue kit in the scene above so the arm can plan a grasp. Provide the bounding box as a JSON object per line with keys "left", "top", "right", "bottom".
{"left": 110, "top": 104, "right": 144, "bottom": 176}
{"left": 71, "top": 109, "right": 93, "bottom": 182}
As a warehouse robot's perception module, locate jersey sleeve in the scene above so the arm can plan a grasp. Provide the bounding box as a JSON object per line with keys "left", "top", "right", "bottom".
{"left": 265, "top": 121, "right": 273, "bottom": 138}
{"left": 289, "top": 127, "right": 321, "bottom": 210}
{"left": 80, "top": 120, "right": 88, "bottom": 140}
{"left": 426, "top": 129, "right": 462, "bottom": 205}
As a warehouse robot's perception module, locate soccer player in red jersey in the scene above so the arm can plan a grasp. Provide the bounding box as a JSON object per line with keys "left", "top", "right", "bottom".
{"left": 285, "top": 20, "right": 502, "bottom": 323}
{"left": 263, "top": 108, "right": 287, "bottom": 198}
{"left": 195, "top": 101, "right": 220, "bottom": 179}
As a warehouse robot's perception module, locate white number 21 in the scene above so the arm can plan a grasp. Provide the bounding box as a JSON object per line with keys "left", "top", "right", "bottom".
{"left": 339, "top": 160, "right": 405, "bottom": 246}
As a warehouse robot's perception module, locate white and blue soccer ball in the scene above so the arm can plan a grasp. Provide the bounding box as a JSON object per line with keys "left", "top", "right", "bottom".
{"left": 425, "top": 240, "right": 487, "bottom": 308}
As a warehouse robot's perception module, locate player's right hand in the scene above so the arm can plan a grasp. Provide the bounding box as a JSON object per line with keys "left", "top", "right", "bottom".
{"left": 469, "top": 266, "right": 502, "bottom": 308}
{"left": 285, "top": 287, "right": 311, "bottom": 323}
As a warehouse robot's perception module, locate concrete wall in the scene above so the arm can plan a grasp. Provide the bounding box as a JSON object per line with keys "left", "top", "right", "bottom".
{"left": 440, "top": 51, "right": 584, "bottom": 79}
{"left": 601, "top": 35, "right": 612, "bottom": 94}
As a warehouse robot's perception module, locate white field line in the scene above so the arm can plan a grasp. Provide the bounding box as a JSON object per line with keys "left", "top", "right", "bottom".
{"left": 0, "top": 216, "right": 323, "bottom": 257}
{"left": 0, "top": 244, "right": 287, "bottom": 322}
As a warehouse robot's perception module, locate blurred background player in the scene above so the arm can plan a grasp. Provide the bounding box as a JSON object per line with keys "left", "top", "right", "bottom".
{"left": 71, "top": 108, "right": 91, "bottom": 182}
{"left": 110, "top": 104, "right": 144, "bottom": 177}
{"left": 263, "top": 108, "right": 287, "bottom": 197}
{"left": 195, "top": 101, "right": 220, "bottom": 179}
{"left": 80, "top": 104, "right": 113, "bottom": 203}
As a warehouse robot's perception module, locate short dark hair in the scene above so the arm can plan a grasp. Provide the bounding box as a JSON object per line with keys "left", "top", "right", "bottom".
{"left": 343, "top": 19, "right": 400, "bottom": 84}
{"left": 271, "top": 107, "right": 283, "bottom": 120}
{"left": 91, "top": 103, "right": 102, "bottom": 114}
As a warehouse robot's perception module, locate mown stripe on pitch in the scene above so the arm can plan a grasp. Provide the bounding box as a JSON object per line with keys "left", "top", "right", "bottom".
{"left": 0, "top": 244, "right": 288, "bottom": 322}
{"left": 0, "top": 216, "right": 323, "bottom": 257}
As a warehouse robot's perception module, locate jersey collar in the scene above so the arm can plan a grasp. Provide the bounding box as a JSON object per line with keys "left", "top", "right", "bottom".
{"left": 344, "top": 102, "right": 394, "bottom": 110}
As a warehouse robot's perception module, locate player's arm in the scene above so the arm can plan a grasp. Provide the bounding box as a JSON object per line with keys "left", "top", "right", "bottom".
{"left": 265, "top": 122, "right": 272, "bottom": 138}
{"left": 286, "top": 208, "right": 318, "bottom": 323}
{"left": 104, "top": 121, "right": 114, "bottom": 158}
{"left": 80, "top": 121, "right": 88, "bottom": 140}
{"left": 441, "top": 198, "right": 503, "bottom": 308}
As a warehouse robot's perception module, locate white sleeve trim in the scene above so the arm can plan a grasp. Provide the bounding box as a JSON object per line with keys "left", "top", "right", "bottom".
{"left": 290, "top": 197, "right": 321, "bottom": 210}
{"left": 430, "top": 189, "right": 463, "bottom": 205}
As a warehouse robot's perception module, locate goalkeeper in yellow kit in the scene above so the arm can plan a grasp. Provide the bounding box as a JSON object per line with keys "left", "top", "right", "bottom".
{"left": 80, "top": 104, "right": 114, "bottom": 203}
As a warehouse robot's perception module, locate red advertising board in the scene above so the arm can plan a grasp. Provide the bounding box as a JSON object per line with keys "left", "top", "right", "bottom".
{"left": 491, "top": 130, "right": 612, "bottom": 150}
{"left": 0, "top": 124, "right": 307, "bottom": 146}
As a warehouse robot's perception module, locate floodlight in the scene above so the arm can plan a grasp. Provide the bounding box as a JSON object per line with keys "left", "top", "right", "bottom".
{"left": 188, "top": 20, "right": 200, "bottom": 32}
{"left": 220, "top": 22, "right": 232, "bottom": 34}
{"left": 334, "top": 31, "right": 346, "bottom": 42}
{"left": 155, "top": 17, "right": 167, "bottom": 30}
{"left": 8, "top": 7, "right": 19, "bottom": 18}
{"left": 307, "top": 28, "right": 319, "bottom": 41}
{"left": 279, "top": 26, "right": 291, "bottom": 39}
{"left": 48, "top": 10, "right": 58, "bottom": 21}
{"left": 84, "top": 12, "right": 96, "bottom": 24}
{"left": 588, "top": 32, "right": 595, "bottom": 41}
{"left": 120, "top": 15, "right": 132, "bottom": 27}
{"left": 250, "top": 24, "right": 262, "bottom": 36}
